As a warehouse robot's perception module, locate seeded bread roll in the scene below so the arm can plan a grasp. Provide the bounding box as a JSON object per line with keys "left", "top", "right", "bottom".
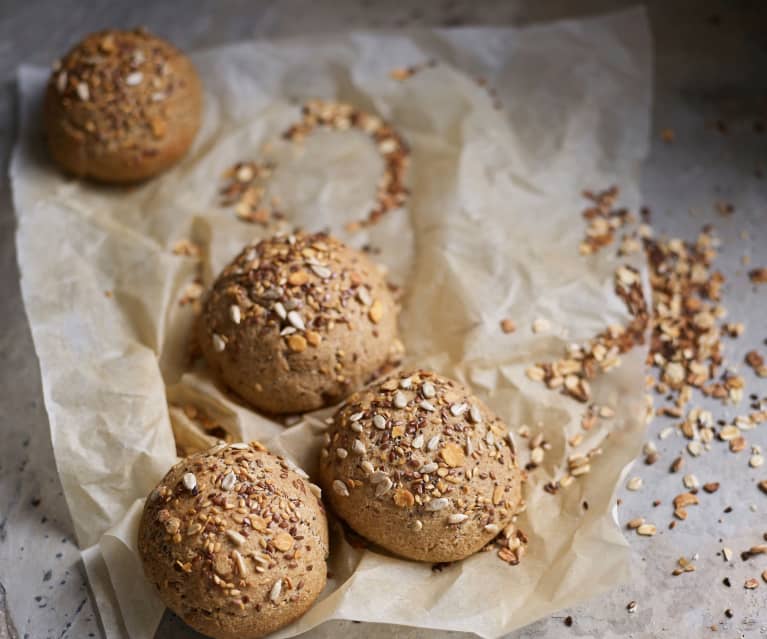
{"left": 319, "top": 370, "right": 523, "bottom": 563}
{"left": 44, "top": 28, "right": 202, "bottom": 183}
{"left": 138, "top": 442, "right": 328, "bottom": 639}
{"left": 198, "top": 232, "right": 401, "bottom": 414}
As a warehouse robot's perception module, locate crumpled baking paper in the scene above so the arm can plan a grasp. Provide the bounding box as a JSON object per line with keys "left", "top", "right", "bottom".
{"left": 11, "top": 8, "right": 652, "bottom": 639}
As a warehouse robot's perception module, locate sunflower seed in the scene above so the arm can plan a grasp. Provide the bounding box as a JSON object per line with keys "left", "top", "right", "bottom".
{"left": 486, "top": 431, "right": 495, "bottom": 446}
{"left": 427, "top": 435, "right": 441, "bottom": 451}
{"left": 212, "top": 334, "right": 226, "bottom": 352}
{"left": 412, "top": 520, "right": 423, "bottom": 531}
{"left": 229, "top": 305, "right": 242, "bottom": 324}
{"left": 448, "top": 513, "right": 468, "bottom": 524}
{"left": 426, "top": 497, "right": 449, "bottom": 511}
{"left": 229, "top": 442, "right": 249, "bottom": 450}
{"left": 420, "top": 400, "right": 436, "bottom": 412}
{"left": 375, "top": 477, "right": 393, "bottom": 496}
{"left": 399, "top": 377, "right": 413, "bottom": 389}
{"left": 274, "top": 302, "right": 287, "bottom": 320}
{"left": 56, "top": 71, "right": 67, "bottom": 92}
{"left": 270, "top": 579, "right": 282, "bottom": 602}
{"left": 412, "top": 434, "right": 424, "bottom": 449}
{"left": 310, "top": 264, "right": 332, "bottom": 279}
{"left": 221, "top": 471, "right": 237, "bottom": 491}
{"left": 466, "top": 437, "right": 474, "bottom": 456}
{"left": 280, "top": 326, "right": 296, "bottom": 336}
{"left": 450, "top": 403, "right": 468, "bottom": 417}
{"left": 332, "top": 480, "right": 349, "bottom": 496}
{"left": 309, "top": 483, "right": 322, "bottom": 498}
{"left": 422, "top": 382, "right": 436, "bottom": 398}
{"left": 287, "top": 311, "right": 305, "bottom": 331}
{"left": 352, "top": 440, "right": 366, "bottom": 455}
{"left": 356, "top": 286, "right": 372, "bottom": 306}
{"left": 335, "top": 447, "right": 348, "bottom": 459}
{"left": 360, "top": 460, "right": 374, "bottom": 474}
{"left": 393, "top": 391, "right": 408, "bottom": 408}
{"left": 350, "top": 411, "right": 364, "bottom": 422}
{"left": 484, "top": 523, "right": 499, "bottom": 534}
{"left": 351, "top": 421, "right": 363, "bottom": 433}
{"left": 469, "top": 406, "right": 482, "bottom": 423}
{"left": 420, "top": 462, "right": 438, "bottom": 474}
{"left": 226, "top": 529, "right": 246, "bottom": 546}
{"left": 373, "top": 414, "right": 387, "bottom": 429}
{"left": 233, "top": 550, "right": 247, "bottom": 576}
{"left": 76, "top": 81, "right": 89, "bottom": 101}
{"left": 370, "top": 471, "right": 389, "bottom": 484}
{"left": 182, "top": 472, "right": 197, "bottom": 491}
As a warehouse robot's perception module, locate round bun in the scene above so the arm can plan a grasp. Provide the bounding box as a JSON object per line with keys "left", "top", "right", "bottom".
{"left": 138, "top": 442, "right": 328, "bottom": 639}
{"left": 44, "top": 28, "right": 202, "bottom": 183}
{"left": 319, "top": 369, "right": 523, "bottom": 563}
{"left": 198, "top": 232, "right": 400, "bottom": 414}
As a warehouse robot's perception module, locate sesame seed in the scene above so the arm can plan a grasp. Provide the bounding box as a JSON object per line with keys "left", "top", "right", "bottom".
{"left": 393, "top": 391, "right": 408, "bottom": 408}
{"left": 373, "top": 414, "right": 387, "bottom": 429}
{"left": 182, "top": 472, "right": 197, "bottom": 491}
{"left": 229, "top": 305, "right": 242, "bottom": 324}
{"left": 448, "top": 513, "right": 469, "bottom": 524}
{"left": 221, "top": 472, "right": 236, "bottom": 491}
{"left": 287, "top": 310, "right": 305, "bottom": 331}
{"left": 426, "top": 497, "right": 449, "bottom": 511}
{"left": 212, "top": 334, "right": 226, "bottom": 352}
{"left": 332, "top": 480, "right": 349, "bottom": 496}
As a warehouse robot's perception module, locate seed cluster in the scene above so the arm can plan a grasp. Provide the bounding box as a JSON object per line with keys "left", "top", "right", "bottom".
{"left": 201, "top": 232, "right": 386, "bottom": 372}
{"left": 321, "top": 370, "right": 524, "bottom": 561}
{"left": 50, "top": 28, "right": 185, "bottom": 149}
{"left": 526, "top": 264, "right": 648, "bottom": 403}
{"left": 579, "top": 187, "right": 636, "bottom": 255}
{"left": 140, "top": 442, "right": 326, "bottom": 612}
{"left": 219, "top": 161, "right": 282, "bottom": 225}
{"left": 283, "top": 99, "right": 409, "bottom": 230}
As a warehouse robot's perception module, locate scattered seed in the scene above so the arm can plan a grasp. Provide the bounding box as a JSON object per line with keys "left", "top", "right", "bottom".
{"left": 637, "top": 524, "right": 657, "bottom": 536}
{"left": 744, "top": 578, "right": 759, "bottom": 590}
{"left": 626, "top": 477, "right": 643, "bottom": 491}
{"left": 683, "top": 474, "right": 699, "bottom": 489}
{"left": 627, "top": 517, "right": 645, "bottom": 529}
{"left": 500, "top": 319, "right": 516, "bottom": 334}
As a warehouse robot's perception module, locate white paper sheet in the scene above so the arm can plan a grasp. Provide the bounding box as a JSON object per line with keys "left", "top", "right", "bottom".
{"left": 12, "top": 9, "right": 652, "bottom": 639}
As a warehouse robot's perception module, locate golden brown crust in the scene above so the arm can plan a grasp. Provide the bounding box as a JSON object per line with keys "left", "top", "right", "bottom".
{"left": 138, "top": 443, "right": 328, "bottom": 639}
{"left": 43, "top": 28, "right": 202, "bottom": 183}
{"left": 319, "top": 370, "right": 523, "bottom": 563}
{"left": 198, "top": 232, "right": 401, "bottom": 414}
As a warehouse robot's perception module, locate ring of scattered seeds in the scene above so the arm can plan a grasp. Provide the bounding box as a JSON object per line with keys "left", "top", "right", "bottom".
{"left": 44, "top": 28, "right": 202, "bottom": 183}
{"left": 319, "top": 369, "right": 524, "bottom": 563}
{"left": 198, "top": 231, "right": 402, "bottom": 414}
{"left": 138, "top": 442, "right": 328, "bottom": 639}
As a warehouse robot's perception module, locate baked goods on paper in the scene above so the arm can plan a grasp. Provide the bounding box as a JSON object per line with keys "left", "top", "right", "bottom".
{"left": 198, "top": 232, "right": 401, "bottom": 414}
{"left": 43, "top": 28, "right": 202, "bottom": 183}
{"left": 320, "top": 369, "right": 523, "bottom": 563}
{"left": 139, "top": 443, "right": 328, "bottom": 639}
{"left": 11, "top": 9, "right": 651, "bottom": 639}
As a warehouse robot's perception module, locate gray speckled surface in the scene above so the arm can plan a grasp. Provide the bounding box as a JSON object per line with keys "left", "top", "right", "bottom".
{"left": 1, "top": 1, "right": 766, "bottom": 638}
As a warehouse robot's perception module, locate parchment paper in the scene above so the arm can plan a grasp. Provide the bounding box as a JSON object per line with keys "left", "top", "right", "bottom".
{"left": 11, "top": 9, "right": 652, "bottom": 639}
